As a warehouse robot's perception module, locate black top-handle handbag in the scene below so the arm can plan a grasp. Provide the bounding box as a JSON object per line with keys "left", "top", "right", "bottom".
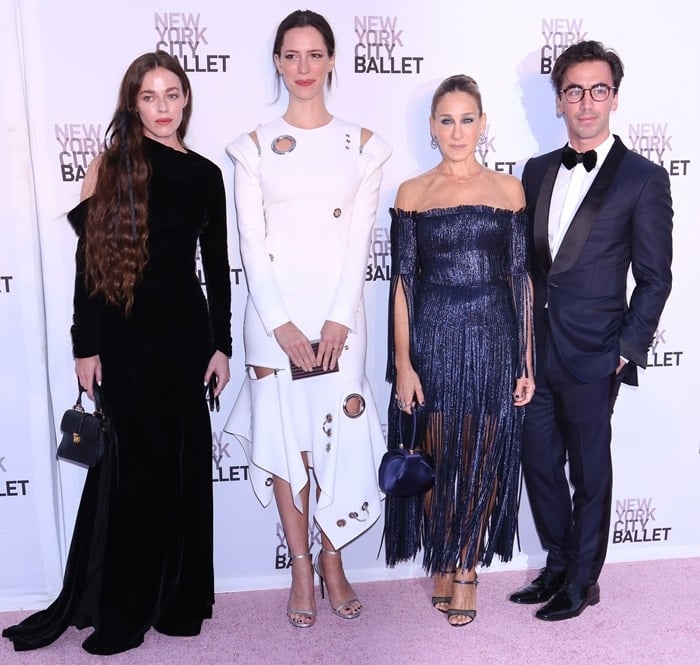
{"left": 57, "top": 381, "right": 113, "bottom": 467}
{"left": 378, "top": 407, "right": 436, "bottom": 497}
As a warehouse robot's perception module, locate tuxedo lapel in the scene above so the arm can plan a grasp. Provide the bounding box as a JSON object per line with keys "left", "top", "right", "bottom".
{"left": 550, "top": 136, "right": 628, "bottom": 275}
{"left": 533, "top": 154, "right": 561, "bottom": 270}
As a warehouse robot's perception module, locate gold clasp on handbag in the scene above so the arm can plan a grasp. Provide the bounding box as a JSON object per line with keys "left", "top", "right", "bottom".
{"left": 72, "top": 433, "right": 81, "bottom": 444}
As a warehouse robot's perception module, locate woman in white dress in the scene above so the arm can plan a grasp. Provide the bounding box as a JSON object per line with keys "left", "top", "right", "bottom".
{"left": 224, "top": 10, "right": 391, "bottom": 628}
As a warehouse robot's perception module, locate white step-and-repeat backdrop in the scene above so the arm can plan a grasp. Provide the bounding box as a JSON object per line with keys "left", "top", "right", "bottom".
{"left": 1, "top": 0, "right": 697, "bottom": 610}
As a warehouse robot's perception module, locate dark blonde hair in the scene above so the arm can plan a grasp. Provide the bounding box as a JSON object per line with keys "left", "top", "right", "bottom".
{"left": 431, "top": 75, "right": 483, "bottom": 116}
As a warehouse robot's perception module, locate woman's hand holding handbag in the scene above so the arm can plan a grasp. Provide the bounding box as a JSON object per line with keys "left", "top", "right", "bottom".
{"left": 57, "top": 380, "right": 113, "bottom": 467}
{"left": 378, "top": 407, "right": 435, "bottom": 497}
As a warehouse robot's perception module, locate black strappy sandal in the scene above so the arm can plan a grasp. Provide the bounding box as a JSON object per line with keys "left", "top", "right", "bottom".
{"left": 432, "top": 570, "right": 457, "bottom": 613}
{"left": 447, "top": 576, "right": 479, "bottom": 627}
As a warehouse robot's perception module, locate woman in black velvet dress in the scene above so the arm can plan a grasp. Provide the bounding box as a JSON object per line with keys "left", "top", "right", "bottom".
{"left": 3, "top": 51, "right": 231, "bottom": 655}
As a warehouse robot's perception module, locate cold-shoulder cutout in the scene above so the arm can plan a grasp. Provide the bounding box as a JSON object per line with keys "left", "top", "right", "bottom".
{"left": 358, "top": 128, "right": 391, "bottom": 164}
{"left": 360, "top": 127, "right": 373, "bottom": 148}
{"left": 248, "top": 130, "right": 260, "bottom": 153}
{"left": 225, "top": 130, "right": 262, "bottom": 164}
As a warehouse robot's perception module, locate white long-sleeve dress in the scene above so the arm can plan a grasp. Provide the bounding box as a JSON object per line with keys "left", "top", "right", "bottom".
{"left": 224, "top": 116, "right": 391, "bottom": 548}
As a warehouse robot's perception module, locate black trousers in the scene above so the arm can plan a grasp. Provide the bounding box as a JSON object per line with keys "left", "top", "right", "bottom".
{"left": 522, "top": 318, "right": 624, "bottom": 586}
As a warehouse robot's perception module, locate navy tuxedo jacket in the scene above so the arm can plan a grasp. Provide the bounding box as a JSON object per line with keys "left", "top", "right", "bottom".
{"left": 523, "top": 135, "right": 673, "bottom": 385}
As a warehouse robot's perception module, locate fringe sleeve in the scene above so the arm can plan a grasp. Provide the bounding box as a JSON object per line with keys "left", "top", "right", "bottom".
{"left": 505, "top": 210, "right": 533, "bottom": 378}
{"left": 385, "top": 208, "right": 417, "bottom": 383}
{"left": 384, "top": 208, "right": 425, "bottom": 567}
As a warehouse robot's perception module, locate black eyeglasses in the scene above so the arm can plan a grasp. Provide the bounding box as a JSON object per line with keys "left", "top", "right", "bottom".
{"left": 559, "top": 84, "right": 617, "bottom": 103}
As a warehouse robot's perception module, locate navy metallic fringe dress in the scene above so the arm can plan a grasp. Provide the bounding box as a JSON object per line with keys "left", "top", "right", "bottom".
{"left": 384, "top": 205, "right": 532, "bottom": 574}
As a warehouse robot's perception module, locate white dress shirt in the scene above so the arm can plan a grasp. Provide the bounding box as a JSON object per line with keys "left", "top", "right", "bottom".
{"left": 548, "top": 133, "right": 615, "bottom": 258}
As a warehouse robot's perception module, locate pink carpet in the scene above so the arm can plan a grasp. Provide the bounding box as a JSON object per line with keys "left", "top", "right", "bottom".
{"left": 1, "top": 558, "right": 698, "bottom": 664}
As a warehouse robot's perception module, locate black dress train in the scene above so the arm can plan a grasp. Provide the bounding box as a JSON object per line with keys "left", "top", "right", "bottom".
{"left": 3, "top": 138, "right": 231, "bottom": 654}
{"left": 384, "top": 205, "right": 531, "bottom": 574}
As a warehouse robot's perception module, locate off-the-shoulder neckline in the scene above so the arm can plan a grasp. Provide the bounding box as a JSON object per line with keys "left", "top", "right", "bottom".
{"left": 391, "top": 204, "right": 525, "bottom": 216}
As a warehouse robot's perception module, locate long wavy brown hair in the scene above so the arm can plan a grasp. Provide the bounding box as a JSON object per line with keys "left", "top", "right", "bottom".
{"left": 85, "top": 51, "right": 192, "bottom": 314}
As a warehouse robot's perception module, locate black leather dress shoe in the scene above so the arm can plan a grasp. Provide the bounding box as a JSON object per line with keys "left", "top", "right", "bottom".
{"left": 535, "top": 582, "right": 600, "bottom": 621}
{"left": 509, "top": 568, "right": 566, "bottom": 604}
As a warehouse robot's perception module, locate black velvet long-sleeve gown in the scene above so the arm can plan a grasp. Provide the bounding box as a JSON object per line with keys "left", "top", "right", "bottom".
{"left": 3, "top": 137, "right": 232, "bottom": 655}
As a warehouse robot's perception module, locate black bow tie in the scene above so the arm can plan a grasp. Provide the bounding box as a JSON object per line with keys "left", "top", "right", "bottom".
{"left": 562, "top": 145, "right": 597, "bottom": 172}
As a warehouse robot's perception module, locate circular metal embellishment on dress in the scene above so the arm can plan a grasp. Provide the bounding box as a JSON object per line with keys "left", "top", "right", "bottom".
{"left": 265, "top": 477, "right": 273, "bottom": 487}
{"left": 271, "top": 135, "right": 297, "bottom": 155}
{"left": 322, "top": 413, "right": 333, "bottom": 437}
{"left": 336, "top": 519, "right": 346, "bottom": 528}
{"left": 343, "top": 393, "right": 366, "bottom": 418}
{"left": 333, "top": 208, "right": 342, "bottom": 218}
{"left": 348, "top": 502, "right": 370, "bottom": 522}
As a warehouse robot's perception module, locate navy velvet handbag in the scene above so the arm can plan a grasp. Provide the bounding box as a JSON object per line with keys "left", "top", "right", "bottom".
{"left": 378, "top": 408, "right": 435, "bottom": 497}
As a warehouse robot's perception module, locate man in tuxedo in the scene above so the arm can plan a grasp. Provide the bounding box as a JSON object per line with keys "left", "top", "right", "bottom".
{"left": 509, "top": 41, "right": 673, "bottom": 621}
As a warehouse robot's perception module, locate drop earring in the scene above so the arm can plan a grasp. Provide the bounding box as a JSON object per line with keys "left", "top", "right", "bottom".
{"left": 430, "top": 135, "right": 438, "bottom": 150}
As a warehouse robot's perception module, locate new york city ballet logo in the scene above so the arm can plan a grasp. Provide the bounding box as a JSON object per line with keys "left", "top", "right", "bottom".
{"left": 55, "top": 123, "right": 105, "bottom": 182}
{"left": 0, "top": 274, "right": 13, "bottom": 295}
{"left": 628, "top": 123, "right": 690, "bottom": 177}
{"left": 366, "top": 226, "right": 391, "bottom": 281}
{"left": 646, "top": 325, "right": 683, "bottom": 369}
{"left": 0, "top": 454, "right": 30, "bottom": 499}
{"left": 275, "top": 522, "right": 321, "bottom": 569}
{"left": 475, "top": 126, "right": 516, "bottom": 175}
{"left": 211, "top": 431, "right": 249, "bottom": 484}
{"left": 353, "top": 15, "right": 424, "bottom": 75}
{"left": 612, "top": 497, "right": 671, "bottom": 545}
{"left": 154, "top": 12, "right": 231, "bottom": 73}
{"left": 538, "top": 18, "right": 587, "bottom": 74}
